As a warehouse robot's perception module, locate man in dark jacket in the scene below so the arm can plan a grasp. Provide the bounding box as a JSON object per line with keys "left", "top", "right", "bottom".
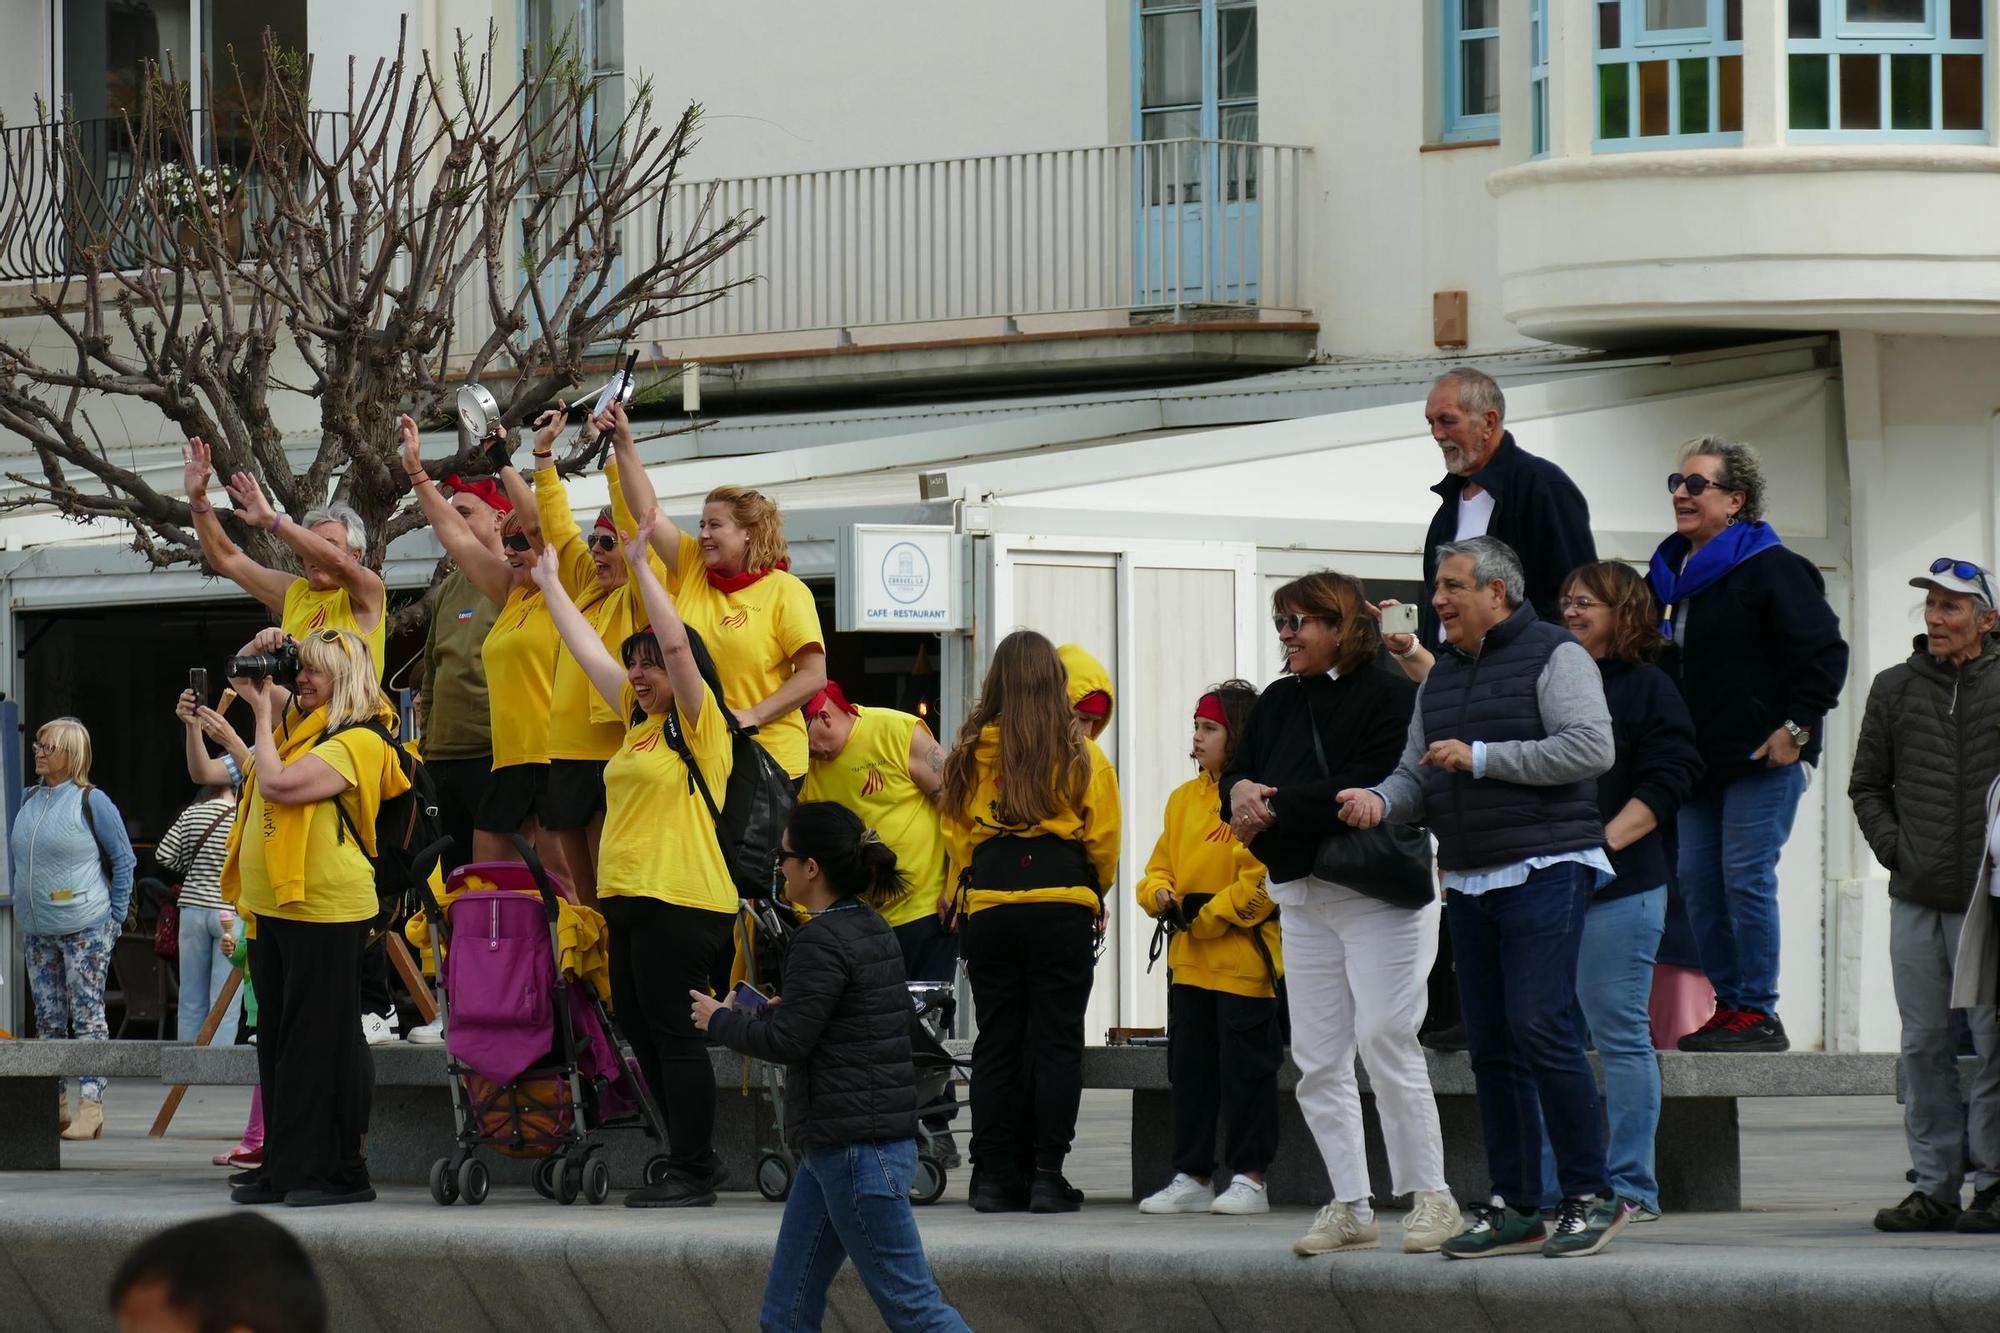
{"left": 1850, "top": 559, "right": 2000, "bottom": 1235}
{"left": 1419, "top": 367, "right": 1597, "bottom": 644}
{"left": 1338, "top": 536, "right": 1625, "bottom": 1259}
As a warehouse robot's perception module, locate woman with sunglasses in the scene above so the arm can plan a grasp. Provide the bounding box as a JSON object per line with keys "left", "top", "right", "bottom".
{"left": 220, "top": 626, "right": 410, "bottom": 1206}
{"left": 401, "top": 414, "right": 566, "bottom": 873}
{"left": 1649, "top": 436, "right": 1848, "bottom": 1053}
{"left": 532, "top": 510, "right": 740, "bottom": 1208}
{"left": 1222, "top": 573, "right": 1458, "bottom": 1256}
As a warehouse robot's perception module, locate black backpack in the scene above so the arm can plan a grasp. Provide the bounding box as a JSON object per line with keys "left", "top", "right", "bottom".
{"left": 328, "top": 720, "right": 451, "bottom": 925}
{"left": 663, "top": 697, "right": 795, "bottom": 900}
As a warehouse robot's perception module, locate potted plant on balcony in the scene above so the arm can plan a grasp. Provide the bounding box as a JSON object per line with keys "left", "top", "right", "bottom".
{"left": 150, "top": 164, "right": 244, "bottom": 261}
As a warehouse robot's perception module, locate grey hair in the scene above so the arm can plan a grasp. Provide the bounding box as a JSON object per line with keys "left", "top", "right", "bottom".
{"left": 1678, "top": 435, "right": 1766, "bottom": 525}
{"left": 1435, "top": 366, "right": 1506, "bottom": 423}
{"left": 301, "top": 503, "right": 367, "bottom": 556}
{"left": 1434, "top": 535, "right": 1526, "bottom": 609}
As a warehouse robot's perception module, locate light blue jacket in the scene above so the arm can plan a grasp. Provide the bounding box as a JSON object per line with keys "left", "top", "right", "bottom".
{"left": 8, "top": 783, "right": 136, "bottom": 937}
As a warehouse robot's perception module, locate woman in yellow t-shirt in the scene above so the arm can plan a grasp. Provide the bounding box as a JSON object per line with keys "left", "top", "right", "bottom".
{"left": 220, "top": 625, "right": 409, "bottom": 1207}
{"left": 532, "top": 508, "right": 739, "bottom": 1209}
{"left": 400, "top": 413, "right": 566, "bottom": 875}
{"left": 610, "top": 403, "right": 826, "bottom": 781}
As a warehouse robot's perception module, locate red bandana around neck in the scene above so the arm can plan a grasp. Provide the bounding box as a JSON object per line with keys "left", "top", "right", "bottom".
{"left": 706, "top": 560, "right": 789, "bottom": 595}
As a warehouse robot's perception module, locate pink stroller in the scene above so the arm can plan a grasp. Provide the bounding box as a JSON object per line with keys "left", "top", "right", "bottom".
{"left": 419, "top": 845, "right": 671, "bottom": 1206}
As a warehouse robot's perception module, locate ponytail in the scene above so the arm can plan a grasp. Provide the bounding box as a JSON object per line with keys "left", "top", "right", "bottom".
{"left": 787, "top": 802, "right": 907, "bottom": 910}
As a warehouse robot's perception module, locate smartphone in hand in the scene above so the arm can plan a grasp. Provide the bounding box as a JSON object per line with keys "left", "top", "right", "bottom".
{"left": 189, "top": 667, "right": 209, "bottom": 705}
{"left": 730, "top": 981, "right": 772, "bottom": 1015}
{"left": 1379, "top": 602, "right": 1420, "bottom": 636}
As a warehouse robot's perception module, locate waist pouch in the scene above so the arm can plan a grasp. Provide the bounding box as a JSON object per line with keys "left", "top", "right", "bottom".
{"left": 969, "top": 835, "right": 1099, "bottom": 896}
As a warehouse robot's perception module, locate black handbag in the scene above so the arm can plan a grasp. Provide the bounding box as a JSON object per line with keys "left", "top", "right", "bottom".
{"left": 1302, "top": 690, "right": 1436, "bottom": 909}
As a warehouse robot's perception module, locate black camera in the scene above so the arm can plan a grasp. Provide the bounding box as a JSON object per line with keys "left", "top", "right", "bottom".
{"left": 227, "top": 641, "right": 301, "bottom": 685}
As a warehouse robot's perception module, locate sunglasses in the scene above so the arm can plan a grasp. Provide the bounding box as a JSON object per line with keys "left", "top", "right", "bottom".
{"left": 587, "top": 533, "right": 618, "bottom": 553}
{"left": 1931, "top": 557, "right": 1996, "bottom": 604}
{"left": 1666, "top": 472, "right": 1734, "bottom": 498}
{"left": 502, "top": 532, "right": 533, "bottom": 552}
{"left": 1272, "top": 613, "right": 1337, "bottom": 634}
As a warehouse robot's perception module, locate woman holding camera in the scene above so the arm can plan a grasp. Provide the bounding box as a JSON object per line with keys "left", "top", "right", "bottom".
{"left": 221, "top": 626, "right": 410, "bottom": 1206}
{"left": 402, "top": 413, "right": 565, "bottom": 871}
{"left": 533, "top": 511, "right": 740, "bottom": 1208}
{"left": 695, "top": 802, "right": 970, "bottom": 1332}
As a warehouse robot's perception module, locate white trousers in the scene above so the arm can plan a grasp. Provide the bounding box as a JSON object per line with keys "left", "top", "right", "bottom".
{"left": 1280, "top": 879, "right": 1446, "bottom": 1202}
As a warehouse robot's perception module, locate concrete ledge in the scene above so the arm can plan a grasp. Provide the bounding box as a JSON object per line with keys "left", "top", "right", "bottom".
{"left": 0, "top": 1040, "right": 164, "bottom": 1077}
{"left": 158, "top": 1042, "right": 764, "bottom": 1087}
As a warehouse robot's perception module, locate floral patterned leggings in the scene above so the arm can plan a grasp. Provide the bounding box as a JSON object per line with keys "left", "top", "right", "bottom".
{"left": 26, "top": 919, "right": 115, "bottom": 1101}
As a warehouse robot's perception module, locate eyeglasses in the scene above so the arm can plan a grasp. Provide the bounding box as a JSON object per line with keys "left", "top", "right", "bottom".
{"left": 774, "top": 847, "right": 803, "bottom": 866}
{"left": 1931, "top": 557, "right": 1996, "bottom": 605}
{"left": 1666, "top": 472, "right": 1731, "bottom": 497}
{"left": 502, "top": 532, "right": 532, "bottom": 552}
{"left": 586, "top": 534, "right": 618, "bottom": 553}
{"left": 1557, "top": 595, "right": 1600, "bottom": 613}
{"left": 31, "top": 740, "right": 54, "bottom": 753}
{"left": 1272, "top": 613, "right": 1337, "bottom": 634}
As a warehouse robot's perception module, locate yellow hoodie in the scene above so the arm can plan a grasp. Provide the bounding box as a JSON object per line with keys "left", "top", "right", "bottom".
{"left": 1057, "top": 643, "right": 1115, "bottom": 735}
{"left": 943, "top": 723, "right": 1121, "bottom": 915}
{"left": 1138, "top": 771, "right": 1281, "bottom": 999}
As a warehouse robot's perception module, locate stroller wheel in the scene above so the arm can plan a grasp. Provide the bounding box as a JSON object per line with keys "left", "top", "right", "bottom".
{"left": 643, "top": 1155, "right": 674, "bottom": 1187}
{"left": 532, "top": 1157, "right": 559, "bottom": 1200}
{"left": 427, "top": 1157, "right": 458, "bottom": 1207}
{"left": 910, "top": 1154, "right": 948, "bottom": 1207}
{"left": 557, "top": 1157, "right": 583, "bottom": 1206}
{"left": 457, "top": 1157, "right": 490, "bottom": 1206}
{"left": 583, "top": 1155, "right": 612, "bottom": 1205}
{"left": 756, "top": 1150, "right": 794, "bottom": 1203}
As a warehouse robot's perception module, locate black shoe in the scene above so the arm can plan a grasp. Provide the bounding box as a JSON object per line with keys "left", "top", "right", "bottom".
{"left": 935, "top": 1133, "right": 963, "bottom": 1170}
{"left": 230, "top": 1180, "right": 287, "bottom": 1206}
{"left": 1956, "top": 1183, "right": 2000, "bottom": 1233}
{"left": 286, "top": 1186, "right": 377, "bottom": 1208}
{"left": 1690, "top": 1009, "right": 1791, "bottom": 1053}
{"left": 1029, "top": 1171, "right": 1083, "bottom": 1214}
{"left": 1874, "top": 1190, "right": 1959, "bottom": 1232}
{"left": 1419, "top": 1024, "right": 1467, "bottom": 1053}
{"left": 625, "top": 1170, "right": 717, "bottom": 1208}
{"left": 967, "top": 1169, "right": 1028, "bottom": 1213}
{"left": 228, "top": 1168, "right": 263, "bottom": 1189}
{"left": 689, "top": 1153, "right": 728, "bottom": 1193}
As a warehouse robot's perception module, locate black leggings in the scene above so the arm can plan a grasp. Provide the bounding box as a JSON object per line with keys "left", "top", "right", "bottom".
{"left": 251, "top": 916, "right": 373, "bottom": 1195}
{"left": 599, "top": 896, "right": 736, "bottom": 1171}
{"left": 1168, "top": 983, "right": 1282, "bottom": 1179}
{"left": 963, "top": 903, "right": 1095, "bottom": 1176}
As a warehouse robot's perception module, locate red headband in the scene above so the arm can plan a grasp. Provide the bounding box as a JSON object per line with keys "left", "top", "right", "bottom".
{"left": 1073, "top": 690, "right": 1111, "bottom": 719}
{"left": 593, "top": 510, "right": 617, "bottom": 534}
{"left": 439, "top": 475, "right": 513, "bottom": 514}
{"left": 809, "top": 681, "right": 860, "bottom": 718}
{"left": 1193, "top": 693, "right": 1227, "bottom": 726}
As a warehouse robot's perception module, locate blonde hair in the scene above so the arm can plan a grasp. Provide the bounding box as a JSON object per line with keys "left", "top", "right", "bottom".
{"left": 296, "top": 629, "right": 394, "bottom": 730}
{"left": 36, "top": 717, "right": 92, "bottom": 786}
{"left": 705, "top": 485, "right": 789, "bottom": 573}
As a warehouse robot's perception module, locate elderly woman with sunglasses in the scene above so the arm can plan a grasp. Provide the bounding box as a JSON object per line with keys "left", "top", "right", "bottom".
{"left": 401, "top": 414, "right": 566, "bottom": 874}
{"left": 1648, "top": 436, "right": 1848, "bottom": 1054}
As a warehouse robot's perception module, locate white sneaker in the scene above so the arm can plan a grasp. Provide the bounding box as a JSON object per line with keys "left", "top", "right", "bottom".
{"left": 360, "top": 1010, "right": 399, "bottom": 1046}
{"left": 1293, "top": 1201, "right": 1380, "bottom": 1256}
{"left": 405, "top": 1016, "right": 445, "bottom": 1045}
{"left": 1211, "top": 1175, "right": 1270, "bottom": 1215}
{"left": 1138, "top": 1173, "right": 1215, "bottom": 1215}
{"left": 1402, "top": 1189, "right": 1462, "bottom": 1253}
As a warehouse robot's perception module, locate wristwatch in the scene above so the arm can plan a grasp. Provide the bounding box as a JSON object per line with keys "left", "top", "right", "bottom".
{"left": 1782, "top": 720, "right": 1811, "bottom": 747}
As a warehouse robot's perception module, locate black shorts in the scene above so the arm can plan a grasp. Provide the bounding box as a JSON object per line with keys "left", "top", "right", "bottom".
{"left": 542, "top": 758, "right": 609, "bottom": 832}
{"left": 474, "top": 762, "right": 548, "bottom": 834}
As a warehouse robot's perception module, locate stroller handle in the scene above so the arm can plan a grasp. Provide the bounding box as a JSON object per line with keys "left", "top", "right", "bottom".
{"left": 511, "top": 834, "right": 565, "bottom": 924}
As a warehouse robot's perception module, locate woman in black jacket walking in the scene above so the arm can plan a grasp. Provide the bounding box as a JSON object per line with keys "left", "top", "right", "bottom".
{"left": 695, "top": 802, "right": 969, "bottom": 1333}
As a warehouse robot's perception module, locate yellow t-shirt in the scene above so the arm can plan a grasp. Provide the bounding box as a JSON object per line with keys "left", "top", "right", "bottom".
{"left": 481, "top": 584, "right": 560, "bottom": 770}
{"left": 672, "top": 531, "right": 823, "bottom": 779}
{"left": 596, "top": 689, "right": 738, "bottom": 913}
{"left": 801, "top": 707, "right": 943, "bottom": 928}
{"left": 234, "top": 728, "right": 387, "bottom": 924}
{"left": 282, "top": 580, "right": 386, "bottom": 679}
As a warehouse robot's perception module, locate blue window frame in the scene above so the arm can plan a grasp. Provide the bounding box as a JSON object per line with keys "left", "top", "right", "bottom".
{"left": 1787, "top": 0, "right": 1986, "bottom": 142}
{"left": 1134, "top": 0, "right": 1257, "bottom": 199}
{"left": 1595, "top": 0, "right": 1745, "bottom": 150}
{"left": 1530, "top": 0, "right": 1551, "bottom": 156}
{"left": 1443, "top": 1, "right": 1501, "bottom": 143}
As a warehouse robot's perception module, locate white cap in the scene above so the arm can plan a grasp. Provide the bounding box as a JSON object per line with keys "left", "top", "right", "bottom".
{"left": 1912, "top": 559, "right": 1995, "bottom": 605}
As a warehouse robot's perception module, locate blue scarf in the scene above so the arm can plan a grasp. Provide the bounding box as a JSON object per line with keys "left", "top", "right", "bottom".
{"left": 1648, "top": 521, "right": 1782, "bottom": 643}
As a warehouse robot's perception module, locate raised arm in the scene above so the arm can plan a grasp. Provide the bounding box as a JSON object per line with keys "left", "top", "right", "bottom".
{"left": 224, "top": 470, "right": 384, "bottom": 633}
{"left": 399, "top": 415, "right": 515, "bottom": 605}
{"left": 177, "top": 689, "right": 234, "bottom": 788}
{"left": 600, "top": 402, "right": 686, "bottom": 575}
{"left": 626, "top": 509, "right": 709, "bottom": 723}
{"left": 239, "top": 680, "right": 349, "bottom": 806}
{"left": 182, "top": 438, "right": 295, "bottom": 614}
{"left": 527, "top": 405, "right": 599, "bottom": 599}
{"left": 529, "top": 545, "right": 628, "bottom": 712}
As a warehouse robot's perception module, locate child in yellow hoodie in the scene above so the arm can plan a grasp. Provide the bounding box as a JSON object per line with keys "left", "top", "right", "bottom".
{"left": 941, "top": 630, "right": 1120, "bottom": 1215}
{"left": 1136, "top": 681, "right": 1284, "bottom": 1217}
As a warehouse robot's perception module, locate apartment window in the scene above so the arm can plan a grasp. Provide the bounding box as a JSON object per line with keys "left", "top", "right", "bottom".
{"left": 1444, "top": 0, "right": 1501, "bottom": 143}
{"left": 1596, "top": 0, "right": 1745, "bottom": 149}
{"left": 1136, "top": 0, "right": 1258, "bottom": 201}
{"left": 1530, "top": 0, "right": 1551, "bottom": 155}
{"left": 1788, "top": 0, "right": 1984, "bottom": 141}
{"left": 524, "top": 0, "right": 625, "bottom": 161}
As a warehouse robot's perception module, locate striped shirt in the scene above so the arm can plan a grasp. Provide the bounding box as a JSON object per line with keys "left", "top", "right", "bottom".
{"left": 155, "top": 797, "right": 237, "bottom": 912}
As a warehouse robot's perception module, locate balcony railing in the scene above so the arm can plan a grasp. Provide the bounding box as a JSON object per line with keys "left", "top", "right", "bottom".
{"left": 637, "top": 139, "right": 1311, "bottom": 343}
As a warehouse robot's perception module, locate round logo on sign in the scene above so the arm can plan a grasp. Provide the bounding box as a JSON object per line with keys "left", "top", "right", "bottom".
{"left": 881, "top": 541, "right": 931, "bottom": 605}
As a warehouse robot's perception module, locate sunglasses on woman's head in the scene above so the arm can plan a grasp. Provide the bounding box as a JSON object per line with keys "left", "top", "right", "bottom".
{"left": 586, "top": 534, "right": 618, "bottom": 553}
{"left": 1666, "top": 472, "right": 1727, "bottom": 497}
{"left": 502, "top": 532, "right": 532, "bottom": 552}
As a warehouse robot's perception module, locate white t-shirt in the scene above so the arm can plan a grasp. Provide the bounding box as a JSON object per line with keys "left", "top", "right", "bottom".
{"left": 1455, "top": 488, "right": 1496, "bottom": 541}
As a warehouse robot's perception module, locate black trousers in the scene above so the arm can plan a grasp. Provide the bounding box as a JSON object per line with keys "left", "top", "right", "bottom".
{"left": 251, "top": 916, "right": 373, "bottom": 1195}
{"left": 963, "top": 902, "right": 1095, "bottom": 1176}
{"left": 1167, "top": 983, "right": 1283, "bottom": 1179}
{"left": 359, "top": 933, "right": 394, "bottom": 1017}
{"left": 895, "top": 914, "right": 962, "bottom": 1132}
{"left": 600, "top": 896, "right": 736, "bottom": 1171}
{"left": 425, "top": 755, "right": 493, "bottom": 875}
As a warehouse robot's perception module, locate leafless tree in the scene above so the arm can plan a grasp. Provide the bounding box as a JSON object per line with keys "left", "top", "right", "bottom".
{"left": 0, "top": 19, "right": 754, "bottom": 580}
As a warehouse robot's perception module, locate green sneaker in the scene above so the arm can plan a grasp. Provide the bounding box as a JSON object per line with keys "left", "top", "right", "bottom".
{"left": 1440, "top": 1201, "right": 1547, "bottom": 1259}
{"left": 1541, "top": 1194, "right": 1632, "bottom": 1257}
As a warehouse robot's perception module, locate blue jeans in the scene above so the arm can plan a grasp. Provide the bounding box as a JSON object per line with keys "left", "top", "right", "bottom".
{"left": 1677, "top": 764, "right": 1807, "bottom": 1016}
{"left": 760, "top": 1138, "right": 970, "bottom": 1333}
{"left": 177, "top": 906, "right": 242, "bottom": 1045}
{"left": 1447, "top": 862, "right": 1609, "bottom": 1208}
{"left": 1537, "top": 887, "right": 1667, "bottom": 1214}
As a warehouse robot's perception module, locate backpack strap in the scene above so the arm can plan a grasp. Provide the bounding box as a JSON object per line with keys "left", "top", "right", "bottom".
{"left": 324, "top": 719, "right": 408, "bottom": 852}
{"left": 661, "top": 698, "right": 725, "bottom": 828}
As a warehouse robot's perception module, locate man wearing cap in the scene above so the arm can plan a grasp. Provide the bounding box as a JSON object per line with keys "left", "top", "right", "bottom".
{"left": 1851, "top": 558, "right": 2000, "bottom": 1234}
{"left": 418, "top": 475, "right": 510, "bottom": 875}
